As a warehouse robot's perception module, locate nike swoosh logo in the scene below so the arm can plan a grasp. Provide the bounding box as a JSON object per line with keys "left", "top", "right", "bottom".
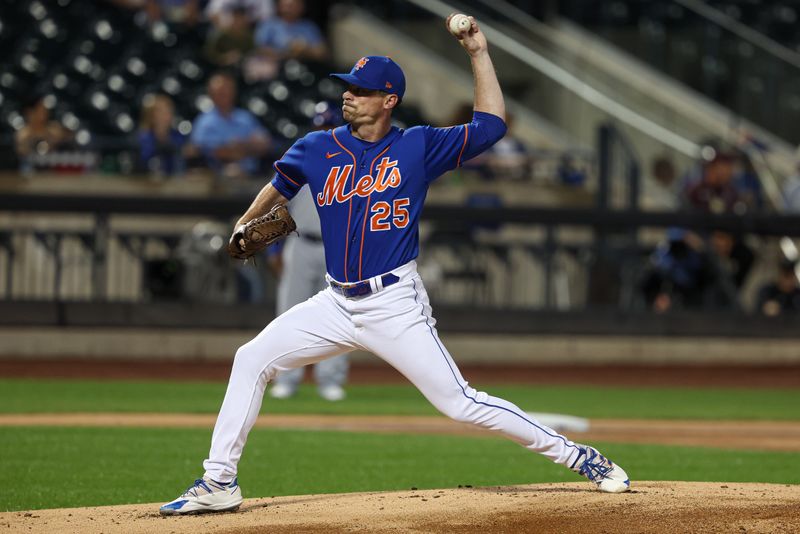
{"left": 326, "top": 151, "right": 342, "bottom": 159}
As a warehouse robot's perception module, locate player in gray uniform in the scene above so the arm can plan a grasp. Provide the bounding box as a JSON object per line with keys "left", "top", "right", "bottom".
{"left": 269, "top": 182, "right": 349, "bottom": 401}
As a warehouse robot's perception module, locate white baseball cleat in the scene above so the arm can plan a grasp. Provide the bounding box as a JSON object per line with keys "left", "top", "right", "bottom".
{"left": 159, "top": 477, "right": 243, "bottom": 515}
{"left": 571, "top": 445, "right": 631, "bottom": 493}
{"left": 269, "top": 383, "right": 296, "bottom": 399}
{"left": 318, "top": 384, "right": 346, "bottom": 402}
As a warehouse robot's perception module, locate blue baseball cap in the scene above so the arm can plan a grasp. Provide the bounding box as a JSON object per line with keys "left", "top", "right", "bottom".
{"left": 330, "top": 56, "right": 406, "bottom": 100}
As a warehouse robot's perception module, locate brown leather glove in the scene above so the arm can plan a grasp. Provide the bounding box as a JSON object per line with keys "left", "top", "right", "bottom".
{"left": 228, "top": 204, "right": 297, "bottom": 260}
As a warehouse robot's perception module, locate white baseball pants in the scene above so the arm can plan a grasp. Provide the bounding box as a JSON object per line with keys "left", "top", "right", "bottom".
{"left": 203, "top": 260, "right": 583, "bottom": 482}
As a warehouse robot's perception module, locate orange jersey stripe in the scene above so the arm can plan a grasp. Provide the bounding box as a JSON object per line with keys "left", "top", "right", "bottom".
{"left": 456, "top": 124, "right": 469, "bottom": 167}
{"left": 273, "top": 162, "right": 300, "bottom": 186}
{"left": 332, "top": 129, "right": 358, "bottom": 282}
{"left": 358, "top": 144, "right": 392, "bottom": 280}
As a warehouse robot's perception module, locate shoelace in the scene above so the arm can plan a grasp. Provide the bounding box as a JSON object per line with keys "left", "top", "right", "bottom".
{"left": 182, "top": 478, "right": 234, "bottom": 497}
{"left": 579, "top": 448, "right": 613, "bottom": 482}
{"left": 183, "top": 478, "right": 213, "bottom": 498}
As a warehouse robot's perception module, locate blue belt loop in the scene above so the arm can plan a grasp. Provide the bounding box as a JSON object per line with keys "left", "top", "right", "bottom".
{"left": 329, "top": 273, "right": 400, "bottom": 298}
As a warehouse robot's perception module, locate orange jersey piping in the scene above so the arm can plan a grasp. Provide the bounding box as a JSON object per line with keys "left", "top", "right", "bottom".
{"left": 332, "top": 129, "right": 358, "bottom": 282}
{"left": 273, "top": 162, "right": 301, "bottom": 187}
{"left": 358, "top": 144, "right": 392, "bottom": 280}
{"left": 456, "top": 125, "right": 469, "bottom": 167}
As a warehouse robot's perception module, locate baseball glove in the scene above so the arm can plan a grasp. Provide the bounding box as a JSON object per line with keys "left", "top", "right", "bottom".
{"left": 228, "top": 204, "right": 297, "bottom": 260}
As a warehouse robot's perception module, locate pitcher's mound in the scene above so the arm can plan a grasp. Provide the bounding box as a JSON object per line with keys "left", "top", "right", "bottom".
{"left": 3, "top": 482, "right": 798, "bottom": 533}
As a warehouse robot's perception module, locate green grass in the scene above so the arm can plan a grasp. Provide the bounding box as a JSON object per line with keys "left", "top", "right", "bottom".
{"left": 0, "top": 379, "right": 798, "bottom": 420}
{"left": 1, "top": 425, "right": 798, "bottom": 512}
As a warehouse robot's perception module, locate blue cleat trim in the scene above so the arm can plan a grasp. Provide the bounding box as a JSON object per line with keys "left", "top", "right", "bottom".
{"left": 579, "top": 448, "right": 613, "bottom": 483}
{"left": 161, "top": 500, "right": 188, "bottom": 511}
{"left": 569, "top": 448, "right": 586, "bottom": 470}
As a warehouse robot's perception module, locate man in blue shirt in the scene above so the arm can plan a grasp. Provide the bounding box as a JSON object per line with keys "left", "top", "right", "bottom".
{"left": 186, "top": 71, "right": 270, "bottom": 177}
{"left": 254, "top": 0, "right": 327, "bottom": 62}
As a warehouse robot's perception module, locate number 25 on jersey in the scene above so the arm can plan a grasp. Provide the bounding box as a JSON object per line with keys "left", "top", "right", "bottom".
{"left": 371, "top": 198, "right": 409, "bottom": 231}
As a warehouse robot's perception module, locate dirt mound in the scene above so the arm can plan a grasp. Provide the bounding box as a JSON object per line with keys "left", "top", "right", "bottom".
{"left": 2, "top": 482, "right": 798, "bottom": 534}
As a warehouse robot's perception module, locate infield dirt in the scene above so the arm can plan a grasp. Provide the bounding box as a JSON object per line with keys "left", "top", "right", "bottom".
{"left": 2, "top": 482, "right": 798, "bottom": 533}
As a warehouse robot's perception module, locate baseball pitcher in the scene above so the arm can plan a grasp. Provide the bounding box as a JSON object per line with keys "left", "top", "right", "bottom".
{"left": 161, "top": 14, "right": 630, "bottom": 515}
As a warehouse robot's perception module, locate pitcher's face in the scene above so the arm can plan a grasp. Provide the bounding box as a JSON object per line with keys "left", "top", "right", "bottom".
{"left": 342, "top": 85, "right": 393, "bottom": 125}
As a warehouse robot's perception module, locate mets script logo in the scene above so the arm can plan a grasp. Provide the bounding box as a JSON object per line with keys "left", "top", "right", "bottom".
{"left": 354, "top": 57, "right": 369, "bottom": 71}
{"left": 317, "top": 157, "right": 402, "bottom": 206}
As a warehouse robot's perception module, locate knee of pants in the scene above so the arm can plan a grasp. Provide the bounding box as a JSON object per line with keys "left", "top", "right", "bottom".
{"left": 433, "top": 389, "right": 479, "bottom": 424}
{"left": 438, "top": 386, "right": 501, "bottom": 426}
{"left": 232, "top": 343, "right": 279, "bottom": 383}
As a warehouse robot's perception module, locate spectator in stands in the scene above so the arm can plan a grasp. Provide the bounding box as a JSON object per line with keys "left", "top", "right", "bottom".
{"left": 783, "top": 147, "right": 800, "bottom": 212}
{"left": 785, "top": 180, "right": 800, "bottom": 212}
{"left": 105, "top": 0, "right": 147, "bottom": 10}
{"left": 205, "top": 0, "right": 274, "bottom": 30}
{"left": 733, "top": 150, "right": 765, "bottom": 212}
{"left": 732, "top": 129, "right": 770, "bottom": 210}
{"left": 756, "top": 260, "right": 800, "bottom": 316}
{"left": 681, "top": 149, "right": 745, "bottom": 214}
{"left": 253, "top": 0, "right": 327, "bottom": 63}
{"left": 184, "top": 71, "right": 270, "bottom": 178}
{"left": 641, "top": 155, "right": 678, "bottom": 211}
{"left": 14, "top": 95, "right": 72, "bottom": 172}
{"left": 481, "top": 114, "right": 531, "bottom": 181}
{"left": 707, "top": 230, "right": 753, "bottom": 290}
{"left": 204, "top": 3, "right": 255, "bottom": 67}
{"left": 556, "top": 153, "right": 587, "bottom": 187}
{"left": 681, "top": 146, "right": 755, "bottom": 290}
{"left": 639, "top": 227, "right": 737, "bottom": 313}
{"left": 144, "top": 0, "right": 200, "bottom": 28}
{"left": 138, "top": 93, "right": 186, "bottom": 177}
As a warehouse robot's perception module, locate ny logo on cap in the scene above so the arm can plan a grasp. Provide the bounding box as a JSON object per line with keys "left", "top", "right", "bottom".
{"left": 354, "top": 57, "right": 369, "bottom": 70}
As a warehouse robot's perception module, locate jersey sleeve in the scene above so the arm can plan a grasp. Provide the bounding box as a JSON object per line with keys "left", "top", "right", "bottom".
{"left": 422, "top": 111, "right": 507, "bottom": 181}
{"left": 270, "top": 136, "right": 308, "bottom": 200}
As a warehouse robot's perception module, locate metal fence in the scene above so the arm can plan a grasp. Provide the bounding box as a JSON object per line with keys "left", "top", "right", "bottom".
{"left": 2, "top": 193, "right": 799, "bottom": 310}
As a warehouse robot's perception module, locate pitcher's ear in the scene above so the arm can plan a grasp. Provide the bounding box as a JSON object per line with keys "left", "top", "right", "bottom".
{"left": 384, "top": 94, "right": 399, "bottom": 110}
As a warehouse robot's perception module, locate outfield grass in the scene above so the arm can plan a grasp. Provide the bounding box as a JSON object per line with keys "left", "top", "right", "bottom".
{"left": 1, "top": 425, "right": 798, "bottom": 512}
{"left": 0, "top": 379, "right": 798, "bottom": 420}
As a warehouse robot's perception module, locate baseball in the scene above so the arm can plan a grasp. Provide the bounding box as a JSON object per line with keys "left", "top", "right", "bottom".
{"left": 448, "top": 14, "right": 471, "bottom": 36}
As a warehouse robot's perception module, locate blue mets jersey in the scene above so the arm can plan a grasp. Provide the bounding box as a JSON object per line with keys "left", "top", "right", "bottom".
{"left": 270, "top": 111, "right": 507, "bottom": 282}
